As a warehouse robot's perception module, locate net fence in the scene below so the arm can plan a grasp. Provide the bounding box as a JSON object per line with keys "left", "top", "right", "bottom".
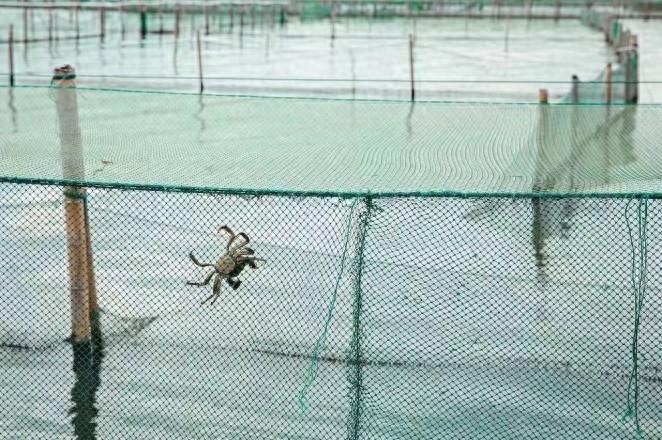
{"left": 1, "top": 86, "right": 662, "bottom": 438}
{"left": 1, "top": 184, "right": 661, "bottom": 439}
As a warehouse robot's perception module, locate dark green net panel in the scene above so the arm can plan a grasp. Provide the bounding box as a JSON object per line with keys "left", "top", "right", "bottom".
{"left": 1, "top": 86, "right": 662, "bottom": 439}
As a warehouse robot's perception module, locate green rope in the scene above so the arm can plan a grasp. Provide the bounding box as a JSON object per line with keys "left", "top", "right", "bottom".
{"left": 622, "top": 197, "right": 649, "bottom": 437}
{"left": 298, "top": 198, "right": 359, "bottom": 413}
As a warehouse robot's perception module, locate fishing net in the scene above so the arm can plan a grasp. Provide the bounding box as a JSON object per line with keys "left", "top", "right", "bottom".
{"left": 1, "top": 86, "right": 661, "bottom": 438}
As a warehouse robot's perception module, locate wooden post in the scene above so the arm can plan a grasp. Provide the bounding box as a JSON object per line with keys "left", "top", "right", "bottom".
{"left": 49, "top": 3, "right": 54, "bottom": 42}
{"left": 99, "top": 7, "right": 106, "bottom": 42}
{"left": 409, "top": 33, "right": 415, "bottom": 102}
{"left": 75, "top": 4, "right": 80, "bottom": 40}
{"left": 571, "top": 74, "right": 579, "bottom": 103}
{"left": 197, "top": 30, "right": 204, "bottom": 94}
{"left": 605, "top": 62, "right": 612, "bottom": 104}
{"left": 204, "top": 3, "right": 210, "bottom": 36}
{"left": 331, "top": 1, "right": 336, "bottom": 40}
{"left": 52, "top": 65, "right": 97, "bottom": 344}
{"left": 120, "top": 1, "right": 126, "bottom": 39}
{"left": 23, "top": 6, "right": 28, "bottom": 43}
{"left": 174, "top": 4, "right": 181, "bottom": 39}
{"left": 538, "top": 88, "right": 549, "bottom": 104}
{"left": 140, "top": 5, "right": 148, "bottom": 39}
{"left": 8, "top": 25, "right": 14, "bottom": 87}
{"left": 627, "top": 34, "right": 638, "bottom": 104}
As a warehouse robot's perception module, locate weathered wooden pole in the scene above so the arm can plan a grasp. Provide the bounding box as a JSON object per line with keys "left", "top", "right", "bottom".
{"left": 75, "top": 4, "right": 80, "bottom": 40}
{"left": 605, "top": 62, "right": 613, "bottom": 104}
{"left": 140, "top": 4, "right": 148, "bottom": 39}
{"left": 409, "top": 33, "right": 415, "bottom": 102}
{"left": 48, "top": 3, "right": 54, "bottom": 42}
{"left": 538, "top": 88, "right": 549, "bottom": 104}
{"left": 174, "top": 4, "right": 181, "bottom": 39}
{"left": 99, "top": 7, "right": 106, "bottom": 42}
{"left": 23, "top": 6, "right": 28, "bottom": 43}
{"left": 204, "top": 3, "right": 210, "bottom": 35}
{"left": 52, "top": 65, "right": 98, "bottom": 344}
{"left": 8, "top": 25, "right": 14, "bottom": 87}
{"left": 197, "top": 30, "right": 204, "bottom": 94}
{"left": 626, "top": 34, "right": 638, "bottom": 104}
{"left": 571, "top": 74, "right": 579, "bottom": 103}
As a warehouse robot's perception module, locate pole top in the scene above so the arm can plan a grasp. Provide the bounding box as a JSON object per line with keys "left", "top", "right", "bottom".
{"left": 53, "top": 65, "right": 76, "bottom": 80}
{"left": 538, "top": 88, "right": 549, "bottom": 104}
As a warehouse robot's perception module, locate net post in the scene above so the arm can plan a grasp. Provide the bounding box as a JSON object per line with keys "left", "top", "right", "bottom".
{"left": 140, "top": 3, "right": 148, "bottom": 39}
{"left": 99, "top": 6, "right": 106, "bottom": 42}
{"left": 347, "top": 197, "right": 373, "bottom": 440}
{"left": 197, "top": 29, "right": 204, "bottom": 94}
{"left": 571, "top": 74, "right": 579, "bottom": 103}
{"left": 75, "top": 3, "right": 80, "bottom": 41}
{"left": 626, "top": 34, "right": 638, "bottom": 104}
{"left": 23, "top": 6, "right": 28, "bottom": 43}
{"left": 8, "top": 24, "right": 14, "bottom": 87}
{"left": 409, "top": 33, "right": 415, "bottom": 102}
{"left": 204, "top": 3, "right": 210, "bottom": 36}
{"left": 605, "top": 62, "right": 613, "bottom": 104}
{"left": 52, "top": 65, "right": 99, "bottom": 344}
{"left": 174, "top": 3, "right": 181, "bottom": 39}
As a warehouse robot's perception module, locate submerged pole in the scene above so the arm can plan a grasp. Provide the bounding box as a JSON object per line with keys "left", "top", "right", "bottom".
{"left": 197, "top": 30, "right": 204, "bottom": 94}
{"left": 52, "top": 65, "right": 97, "bottom": 344}
{"left": 409, "top": 33, "right": 415, "bottom": 102}
{"left": 8, "top": 25, "right": 14, "bottom": 87}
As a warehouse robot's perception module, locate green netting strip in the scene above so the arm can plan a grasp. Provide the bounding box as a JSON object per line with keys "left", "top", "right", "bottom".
{"left": 347, "top": 198, "right": 373, "bottom": 440}
{"left": 298, "top": 198, "right": 359, "bottom": 413}
{"left": 622, "top": 197, "right": 649, "bottom": 437}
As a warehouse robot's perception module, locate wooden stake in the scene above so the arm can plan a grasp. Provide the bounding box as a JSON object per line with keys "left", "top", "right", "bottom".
{"left": 75, "top": 5, "right": 80, "bottom": 40}
{"left": 52, "top": 65, "right": 96, "bottom": 344}
{"left": 174, "top": 4, "right": 181, "bottom": 39}
{"left": 8, "top": 25, "right": 14, "bottom": 87}
{"left": 204, "top": 3, "right": 210, "bottom": 36}
{"left": 605, "top": 62, "right": 612, "bottom": 104}
{"left": 140, "top": 4, "right": 147, "bottom": 39}
{"left": 571, "top": 74, "right": 579, "bottom": 103}
{"left": 197, "top": 30, "right": 204, "bottom": 94}
{"left": 23, "top": 6, "right": 28, "bottom": 43}
{"left": 49, "top": 4, "right": 54, "bottom": 42}
{"left": 99, "top": 7, "right": 106, "bottom": 42}
{"left": 409, "top": 33, "right": 415, "bottom": 102}
{"left": 538, "top": 88, "right": 549, "bottom": 104}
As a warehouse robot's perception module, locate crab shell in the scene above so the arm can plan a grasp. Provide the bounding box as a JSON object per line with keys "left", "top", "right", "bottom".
{"left": 216, "top": 254, "right": 237, "bottom": 276}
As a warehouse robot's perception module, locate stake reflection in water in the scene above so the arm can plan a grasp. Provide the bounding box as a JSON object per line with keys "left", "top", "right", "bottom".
{"left": 69, "top": 331, "right": 104, "bottom": 440}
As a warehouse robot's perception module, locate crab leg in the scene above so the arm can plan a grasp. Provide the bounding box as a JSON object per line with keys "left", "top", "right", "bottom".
{"left": 201, "top": 275, "right": 222, "bottom": 305}
{"left": 189, "top": 252, "right": 216, "bottom": 269}
{"left": 186, "top": 270, "right": 215, "bottom": 287}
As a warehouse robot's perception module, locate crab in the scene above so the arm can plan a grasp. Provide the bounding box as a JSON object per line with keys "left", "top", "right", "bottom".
{"left": 187, "top": 225, "right": 265, "bottom": 305}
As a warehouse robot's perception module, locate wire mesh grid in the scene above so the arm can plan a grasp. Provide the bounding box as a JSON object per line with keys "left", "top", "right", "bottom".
{"left": 1, "top": 182, "right": 660, "bottom": 438}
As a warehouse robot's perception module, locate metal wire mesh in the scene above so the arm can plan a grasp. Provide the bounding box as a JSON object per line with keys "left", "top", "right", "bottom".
{"left": 1, "top": 182, "right": 660, "bottom": 438}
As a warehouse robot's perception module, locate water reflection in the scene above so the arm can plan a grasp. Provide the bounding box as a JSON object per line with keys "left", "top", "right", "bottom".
{"left": 8, "top": 88, "right": 17, "bottom": 133}
{"left": 69, "top": 329, "right": 104, "bottom": 440}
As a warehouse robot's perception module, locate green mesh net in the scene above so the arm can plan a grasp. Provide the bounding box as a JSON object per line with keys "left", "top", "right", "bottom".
{"left": 1, "top": 85, "right": 661, "bottom": 439}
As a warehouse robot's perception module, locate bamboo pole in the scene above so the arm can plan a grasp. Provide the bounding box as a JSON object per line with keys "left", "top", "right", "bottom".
{"left": 8, "top": 25, "right": 14, "bottom": 87}
{"left": 204, "top": 3, "right": 210, "bottom": 36}
{"left": 75, "top": 4, "right": 80, "bottom": 40}
{"left": 409, "top": 33, "right": 415, "bottom": 102}
{"left": 52, "top": 65, "right": 97, "bottom": 344}
{"left": 197, "top": 30, "right": 204, "bottom": 94}
{"left": 605, "top": 62, "right": 612, "bottom": 104}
